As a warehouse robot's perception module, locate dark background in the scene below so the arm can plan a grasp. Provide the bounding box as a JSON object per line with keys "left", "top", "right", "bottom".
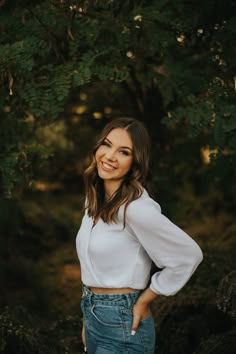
{"left": 0, "top": 1, "right": 236, "bottom": 353}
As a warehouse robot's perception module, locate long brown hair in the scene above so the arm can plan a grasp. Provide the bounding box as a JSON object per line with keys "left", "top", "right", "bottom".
{"left": 84, "top": 117, "right": 151, "bottom": 223}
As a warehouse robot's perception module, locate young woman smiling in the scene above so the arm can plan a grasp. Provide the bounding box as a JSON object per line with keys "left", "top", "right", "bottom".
{"left": 76, "top": 117, "right": 203, "bottom": 354}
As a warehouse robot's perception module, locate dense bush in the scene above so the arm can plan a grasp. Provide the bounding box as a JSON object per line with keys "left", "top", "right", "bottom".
{"left": 197, "top": 329, "right": 236, "bottom": 354}
{"left": 0, "top": 307, "right": 85, "bottom": 354}
{"left": 0, "top": 307, "right": 48, "bottom": 354}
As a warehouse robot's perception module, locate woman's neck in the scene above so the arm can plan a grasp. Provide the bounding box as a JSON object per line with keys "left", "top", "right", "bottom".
{"left": 104, "top": 181, "right": 121, "bottom": 198}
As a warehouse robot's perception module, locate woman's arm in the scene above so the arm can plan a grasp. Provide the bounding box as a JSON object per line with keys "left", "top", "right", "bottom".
{"left": 126, "top": 196, "right": 203, "bottom": 296}
{"left": 126, "top": 194, "right": 203, "bottom": 333}
{"left": 82, "top": 319, "right": 87, "bottom": 351}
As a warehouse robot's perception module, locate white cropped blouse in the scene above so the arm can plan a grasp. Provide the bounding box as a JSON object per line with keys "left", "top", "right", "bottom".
{"left": 76, "top": 190, "right": 203, "bottom": 296}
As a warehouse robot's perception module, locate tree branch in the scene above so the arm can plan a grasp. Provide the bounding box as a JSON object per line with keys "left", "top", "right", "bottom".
{"left": 26, "top": 7, "right": 66, "bottom": 63}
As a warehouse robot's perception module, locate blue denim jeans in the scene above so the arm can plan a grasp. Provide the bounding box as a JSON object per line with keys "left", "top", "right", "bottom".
{"left": 81, "top": 285, "right": 156, "bottom": 354}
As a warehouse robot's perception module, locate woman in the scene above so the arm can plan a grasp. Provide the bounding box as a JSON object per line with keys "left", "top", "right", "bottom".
{"left": 76, "top": 117, "right": 203, "bottom": 354}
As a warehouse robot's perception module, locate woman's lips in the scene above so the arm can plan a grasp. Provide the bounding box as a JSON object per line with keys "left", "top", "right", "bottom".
{"left": 101, "top": 161, "right": 116, "bottom": 171}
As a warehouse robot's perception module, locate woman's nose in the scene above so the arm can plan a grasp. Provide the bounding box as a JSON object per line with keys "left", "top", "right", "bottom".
{"left": 105, "top": 149, "right": 117, "bottom": 161}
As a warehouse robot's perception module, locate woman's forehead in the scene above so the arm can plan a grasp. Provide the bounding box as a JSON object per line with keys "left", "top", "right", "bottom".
{"left": 105, "top": 128, "right": 133, "bottom": 148}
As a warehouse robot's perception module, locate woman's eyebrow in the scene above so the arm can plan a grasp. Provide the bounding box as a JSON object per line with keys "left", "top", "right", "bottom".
{"left": 105, "top": 138, "right": 133, "bottom": 151}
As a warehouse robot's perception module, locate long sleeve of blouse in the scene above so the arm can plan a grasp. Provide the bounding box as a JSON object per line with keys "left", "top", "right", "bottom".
{"left": 125, "top": 193, "right": 203, "bottom": 296}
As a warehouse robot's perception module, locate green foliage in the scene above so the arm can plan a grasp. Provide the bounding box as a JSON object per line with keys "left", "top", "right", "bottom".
{"left": 1, "top": 6, "right": 236, "bottom": 354}
{"left": 0, "top": 0, "right": 236, "bottom": 196}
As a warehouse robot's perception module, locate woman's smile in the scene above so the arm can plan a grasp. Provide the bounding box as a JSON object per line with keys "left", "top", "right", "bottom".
{"left": 100, "top": 161, "right": 117, "bottom": 171}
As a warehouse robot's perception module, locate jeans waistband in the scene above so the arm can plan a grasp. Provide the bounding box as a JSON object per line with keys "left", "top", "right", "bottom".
{"left": 82, "top": 284, "right": 141, "bottom": 308}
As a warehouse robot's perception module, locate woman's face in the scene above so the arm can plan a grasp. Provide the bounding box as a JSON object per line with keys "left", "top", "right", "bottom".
{"left": 95, "top": 128, "right": 133, "bottom": 194}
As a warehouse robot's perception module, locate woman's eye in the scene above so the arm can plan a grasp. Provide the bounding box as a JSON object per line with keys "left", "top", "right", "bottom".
{"left": 120, "top": 150, "right": 129, "bottom": 156}
{"left": 101, "top": 141, "right": 110, "bottom": 147}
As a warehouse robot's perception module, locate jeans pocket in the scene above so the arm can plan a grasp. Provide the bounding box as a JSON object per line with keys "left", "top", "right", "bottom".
{"left": 140, "top": 313, "right": 152, "bottom": 323}
{"left": 138, "top": 315, "right": 156, "bottom": 353}
{"left": 90, "top": 304, "right": 123, "bottom": 328}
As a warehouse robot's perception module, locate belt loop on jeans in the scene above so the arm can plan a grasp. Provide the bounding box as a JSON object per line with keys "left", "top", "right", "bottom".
{"left": 88, "top": 289, "right": 94, "bottom": 307}
{"left": 82, "top": 285, "right": 92, "bottom": 303}
{"left": 82, "top": 285, "right": 89, "bottom": 298}
{"left": 125, "top": 293, "right": 132, "bottom": 308}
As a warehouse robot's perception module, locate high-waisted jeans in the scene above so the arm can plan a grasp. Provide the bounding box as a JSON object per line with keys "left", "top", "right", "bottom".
{"left": 81, "top": 285, "right": 156, "bottom": 354}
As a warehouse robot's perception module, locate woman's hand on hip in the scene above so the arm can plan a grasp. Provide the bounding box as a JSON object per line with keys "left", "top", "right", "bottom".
{"left": 131, "top": 302, "right": 151, "bottom": 334}
{"left": 131, "top": 287, "right": 158, "bottom": 335}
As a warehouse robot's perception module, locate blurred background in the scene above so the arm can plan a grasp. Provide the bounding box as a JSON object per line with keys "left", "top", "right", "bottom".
{"left": 0, "top": 1, "right": 236, "bottom": 353}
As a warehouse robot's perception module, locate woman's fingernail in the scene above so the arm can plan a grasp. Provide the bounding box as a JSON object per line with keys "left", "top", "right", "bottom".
{"left": 131, "top": 330, "right": 136, "bottom": 336}
{"left": 84, "top": 347, "right": 87, "bottom": 352}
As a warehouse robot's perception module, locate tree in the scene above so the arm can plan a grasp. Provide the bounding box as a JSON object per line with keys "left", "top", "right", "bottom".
{"left": 0, "top": 0, "right": 236, "bottom": 196}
